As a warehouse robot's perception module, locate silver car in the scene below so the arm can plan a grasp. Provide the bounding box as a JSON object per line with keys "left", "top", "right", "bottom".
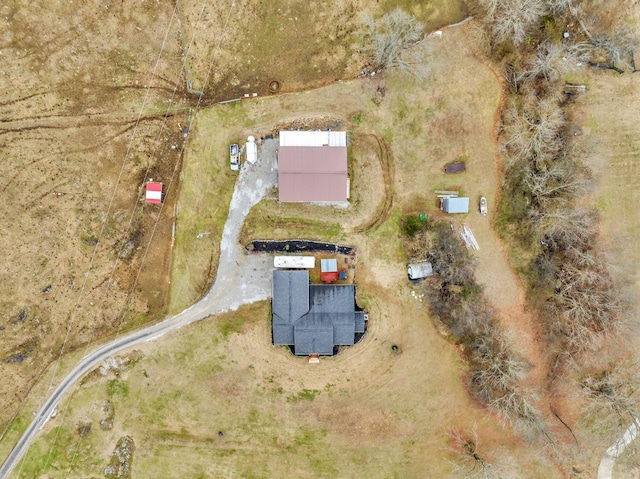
{"left": 230, "top": 143, "right": 239, "bottom": 171}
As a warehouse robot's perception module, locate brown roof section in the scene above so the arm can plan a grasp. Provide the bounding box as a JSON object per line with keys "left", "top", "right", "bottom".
{"left": 278, "top": 146, "right": 348, "bottom": 202}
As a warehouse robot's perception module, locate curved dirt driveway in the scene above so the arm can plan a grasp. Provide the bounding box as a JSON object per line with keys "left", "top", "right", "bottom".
{"left": 0, "top": 148, "right": 278, "bottom": 478}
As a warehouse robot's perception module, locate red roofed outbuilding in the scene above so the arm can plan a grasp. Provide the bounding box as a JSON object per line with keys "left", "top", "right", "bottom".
{"left": 145, "top": 181, "right": 163, "bottom": 204}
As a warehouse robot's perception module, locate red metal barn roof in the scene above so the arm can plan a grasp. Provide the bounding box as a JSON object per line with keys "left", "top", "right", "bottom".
{"left": 278, "top": 146, "right": 348, "bottom": 202}
{"left": 145, "top": 182, "right": 163, "bottom": 204}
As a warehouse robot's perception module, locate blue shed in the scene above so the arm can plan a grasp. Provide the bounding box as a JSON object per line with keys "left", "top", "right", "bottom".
{"left": 441, "top": 197, "right": 470, "bottom": 214}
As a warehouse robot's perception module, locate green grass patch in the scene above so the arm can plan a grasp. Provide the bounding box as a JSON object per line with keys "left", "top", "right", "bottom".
{"left": 241, "top": 199, "right": 344, "bottom": 244}
{"left": 16, "top": 426, "right": 77, "bottom": 478}
{"left": 216, "top": 303, "right": 263, "bottom": 339}
{"left": 107, "top": 379, "right": 129, "bottom": 398}
{"left": 167, "top": 108, "right": 239, "bottom": 314}
{"left": 286, "top": 389, "right": 321, "bottom": 403}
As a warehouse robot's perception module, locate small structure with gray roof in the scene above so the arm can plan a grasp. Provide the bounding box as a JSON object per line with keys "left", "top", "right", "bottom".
{"left": 441, "top": 197, "right": 470, "bottom": 214}
{"left": 407, "top": 261, "right": 433, "bottom": 280}
{"left": 272, "top": 269, "right": 366, "bottom": 356}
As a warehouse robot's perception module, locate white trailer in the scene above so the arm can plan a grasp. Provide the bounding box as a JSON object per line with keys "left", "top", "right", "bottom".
{"left": 274, "top": 256, "right": 316, "bottom": 269}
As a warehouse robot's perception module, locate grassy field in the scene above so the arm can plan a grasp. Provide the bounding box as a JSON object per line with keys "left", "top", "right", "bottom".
{"left": 14, "top": 294, "right": 539, "bottom": 479}
{"left": 9, "top": 24, "right": 565, "bottom": 478}
{"left": 579, "top": 71, "right": 640, "bottom": 316}
{"left": 572, "top": 69, "right": 640, "bottom": 474}
{"left": 0, "top": 0, "right": 189, "bottom": 433}
{"left": 166, "top": 106, "right": 243, "bottom": 314}
{"left": 178, "top": 0, "right": 467, "bottom": 96}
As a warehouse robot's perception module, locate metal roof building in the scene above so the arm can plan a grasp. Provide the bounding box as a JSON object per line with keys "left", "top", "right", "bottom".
{"left": 277, "top": 131, "right": 349, "bottom": 203}
{"left": 441, "top": 197, "right": 470, "bottom": 214}
{"left": 279, "top": 130, "right": 347, "bottom": 147}
{"left": 272, "top": 270, "right": 366, "bottom": 356}
{"left": 407, "top": 261, "right": 433, "bottom": 280}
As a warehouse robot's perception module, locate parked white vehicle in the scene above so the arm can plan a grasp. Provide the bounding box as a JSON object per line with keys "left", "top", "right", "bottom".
{"left": 479, "top": 196, "right": 487, "bottom": 216}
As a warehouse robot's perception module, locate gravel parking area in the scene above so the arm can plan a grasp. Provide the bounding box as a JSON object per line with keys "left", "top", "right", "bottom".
{"left": 203, "top": 138, "right": 279, "bottom": 312}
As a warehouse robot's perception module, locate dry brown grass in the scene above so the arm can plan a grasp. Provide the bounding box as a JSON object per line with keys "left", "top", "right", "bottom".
{"left": 0, "top": 0, "right": 466, "bottom": 443}
{"left": 8, "top": 25, "right": 565, "bottom": 478}
{"left": 0, "top": 0, "right": 187, "bottom": 436}
{"left": 566, "top": 67, "right": 640, "bottom": 473}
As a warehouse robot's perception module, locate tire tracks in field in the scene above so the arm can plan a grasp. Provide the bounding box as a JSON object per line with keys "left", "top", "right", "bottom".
{"left": 2, "top": 123, "right": 137, "bottom": 190}
{"left": 0, "top": 110, "right": 185, "bottom": 134}
{"left": 352, "top": 133, "right": 395, "bottom": 234}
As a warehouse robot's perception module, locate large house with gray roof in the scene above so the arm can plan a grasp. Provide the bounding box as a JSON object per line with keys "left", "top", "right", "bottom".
{"left": 272, "top": 270, "right": 366, "bottom": 356}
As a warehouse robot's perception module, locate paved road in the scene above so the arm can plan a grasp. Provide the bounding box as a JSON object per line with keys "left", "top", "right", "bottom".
{"left": 598, "top": 417, "right": 640, "bottom": 479}
{"left": 0, "top": 142, "right": 278, "bottom": 478}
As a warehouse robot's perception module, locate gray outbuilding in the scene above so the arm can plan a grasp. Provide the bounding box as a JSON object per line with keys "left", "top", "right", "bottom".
{"left": 407, "top": 261, "right": 433, "bottom": 280}
{"left": 441, "top": 197, "right": 470, "bottom": 214}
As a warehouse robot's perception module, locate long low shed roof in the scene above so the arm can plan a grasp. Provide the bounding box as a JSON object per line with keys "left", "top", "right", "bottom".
{"left": 279, "top": 130, "right": 347, "bottom": 147}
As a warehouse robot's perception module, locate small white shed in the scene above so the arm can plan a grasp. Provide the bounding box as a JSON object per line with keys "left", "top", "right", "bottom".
{"left": 407, "top": 261, "right": 433, "bottom": 280}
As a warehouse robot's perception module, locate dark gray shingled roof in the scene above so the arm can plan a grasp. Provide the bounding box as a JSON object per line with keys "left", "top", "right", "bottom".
{"left": 272, "top": 270, "right": 309, "bottom": 326}
{"left": 294, "top": 315, "right": 334, "bottom": 356}
{"left": 354, "top": 312, "right": 366, "bottom": 334}
{"left": 309, "top": 284, "right": 355, "bottom": 313}
{"left": 271, "top": 270, "right": 365, "bottom": 355}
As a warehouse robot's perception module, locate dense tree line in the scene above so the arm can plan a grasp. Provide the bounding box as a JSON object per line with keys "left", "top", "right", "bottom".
{"left": 476, "top": 0, "right": 631, "bottom": 357}
{"left": 405, "top": 219, "right": 544, "bottom": 437}
{"left": 470, "top": 0, "right": 639, "bottom": 455}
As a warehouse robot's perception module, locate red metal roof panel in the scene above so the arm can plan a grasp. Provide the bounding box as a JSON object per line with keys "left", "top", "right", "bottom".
{"left": 278, "top": 146, "right": 348, "bottom": 202}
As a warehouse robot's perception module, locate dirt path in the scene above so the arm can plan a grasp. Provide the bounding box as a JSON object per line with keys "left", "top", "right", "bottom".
{"left": 462, "top": 20, "right": 552, "bottom": 416}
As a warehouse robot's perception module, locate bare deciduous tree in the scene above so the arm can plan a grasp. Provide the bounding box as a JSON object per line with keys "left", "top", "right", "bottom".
{"left": 580, "top": 360, "right": 640, "bottom": 440}
{"left": 520, "top": 153, "right": 590, "bottom": 206}
{"left": 476, "top": 0, "right": 546, "bottom": 45}
{"left": 551, "top": 260, "right": 620, "bottom": 350}
{"left": 359, "top": 8, "right": 431, "bottom": 78}
{"left": 532, "top": 206, "right": 599, "bottom": 251}
{"left": 489, "top": 387, "right": 546, "bottom": 439}
{"left": 448, "top": 428, "right": 508, "bottom": 479}
{"left": 502, "top": 97, "right": 566, "bottom": 165}
{"left": 590, "top": 25, "right": 639, "bottom": 71}
{"left": 468, "top": 322, "right": 528, "bottom": 402}
{"left": 518, "top": 41, "right": 587, "bottom": 82}
{"left": 547, "top": 0, "right": 579, "bottom": 16}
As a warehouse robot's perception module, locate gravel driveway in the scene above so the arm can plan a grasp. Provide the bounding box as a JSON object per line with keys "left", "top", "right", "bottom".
{"left": 203, "top": 138, "right": 279, "bottom": 312}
